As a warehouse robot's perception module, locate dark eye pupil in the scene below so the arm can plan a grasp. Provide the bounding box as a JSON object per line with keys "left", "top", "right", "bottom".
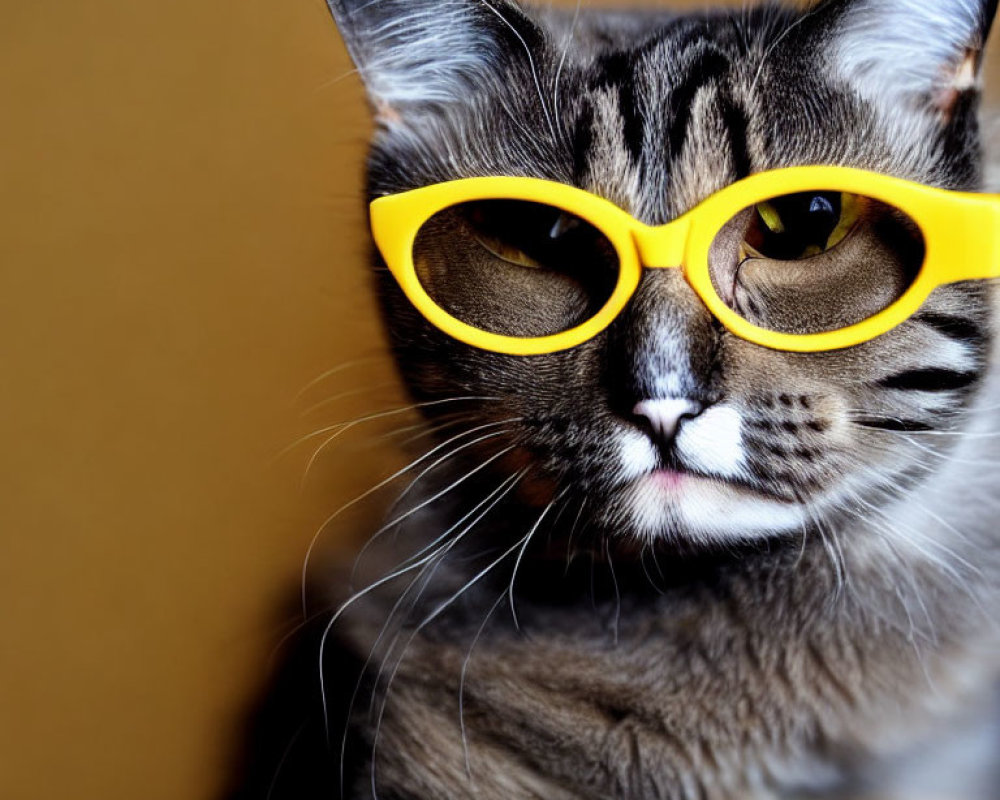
{"left": 749, "top": 192, "right": 843, "bottom": 260}
{"left": 465, "top": 200, "right": 564, "bottom": 260}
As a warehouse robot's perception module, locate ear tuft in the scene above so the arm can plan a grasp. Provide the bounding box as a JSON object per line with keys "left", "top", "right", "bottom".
{"left": 327, "top": 0, "right": 508, "bottom": 116}
{"left": 831, "top": 0, "right": 997, "bottom": 115}
{"left": 933, "top": 48, "right": 981, "bottom": 118}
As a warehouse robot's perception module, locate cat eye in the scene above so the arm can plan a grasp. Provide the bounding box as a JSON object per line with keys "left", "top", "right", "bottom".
{"left": 412, "top": 199, "right": 620, "bottom": 338}
{"left": 710, "top": 190, "right": 926, "bottom": 335}
{"left": 742, "top": 191, "right": 862, "bottom": 261}
{"left": 369, "top": 166, "right": 1000, "bottom": 355}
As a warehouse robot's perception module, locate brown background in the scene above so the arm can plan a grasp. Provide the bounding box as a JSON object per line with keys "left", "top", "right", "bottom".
{"left": 2, "top": 2, "right": 997, "bottom": 798}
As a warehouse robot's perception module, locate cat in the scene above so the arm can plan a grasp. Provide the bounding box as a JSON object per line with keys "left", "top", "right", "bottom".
{"left": 226, "top": 1, "right": 1000, "bottom": 798}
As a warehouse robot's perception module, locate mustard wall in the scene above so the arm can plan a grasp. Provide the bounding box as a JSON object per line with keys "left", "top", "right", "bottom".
{"left": 1, "top": 2, "right": 997, "bottom": 798}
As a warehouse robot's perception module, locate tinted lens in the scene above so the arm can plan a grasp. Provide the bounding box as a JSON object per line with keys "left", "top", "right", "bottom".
{"left": 412, "top": 199, "right": 620, "bottom": 338}
{"left": 708, "top": 190, "right": 925, "bottom": 335}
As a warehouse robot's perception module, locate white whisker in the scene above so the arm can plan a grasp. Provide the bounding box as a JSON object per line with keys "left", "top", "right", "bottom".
{"left": 265, "top": 722, "right": 307, "bottom": 800}
{"left": 749, "top": 9, "right": 816, "bottom": 97}
{"left": 293, "top": 355, "right": 384, "bottom": 403}
{"left": 397, "top": 468, "right": 528, "bottom": 571}
{"left": 368, "top": 489, "right": 537, "bottom": 799}
{"left": 279, "top": 396, "right": 502, "bottom": 461}
{"left": 347, "top": 423, "right": 522, "bottom": 591}
{"left": 605, "top": 535, "right": 621, "bottom": 647}
{"left": 299, "top": 399, "right": 503, "bottom": 482}
{"left": 318, "top": 540, "right": 455, "bottom": 744}
{"left": 299, "top": 381, "right": 398, "bottom": 417}
{"left": 552, "top": 0, "right": 582, "bottom": 147}
{"left": 383, "top": 414, "right": 478, "bottom": 445}
{"left": 364, "top": 441, "right": 519, "bottom": 553}
{"left": 509, "top": 493, "right": 564, "bottom": 630}
{"left": 303, "top": 420, "right": 517, "bottom": 616}
{"left": 478, "top": 0, "right": 559, "bottom": 142}
{"left": 335, "top": 468, "right": 528, "bottom": 794}
{"left": 459, "top": 592, "right": 506, "bottom": 786}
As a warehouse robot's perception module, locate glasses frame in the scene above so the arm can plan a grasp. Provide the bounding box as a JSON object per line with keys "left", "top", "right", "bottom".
{"left": 369, "top": 165, "right": 1000, "bottom": 356}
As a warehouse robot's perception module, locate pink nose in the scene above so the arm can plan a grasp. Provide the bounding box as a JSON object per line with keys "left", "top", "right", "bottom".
{"left": 633, "top": 398, "right": 703, "bottom": 441}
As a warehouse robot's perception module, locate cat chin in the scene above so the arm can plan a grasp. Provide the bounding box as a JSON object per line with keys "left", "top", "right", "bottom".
{"left": 611, "top": 412, "right": 804, "bottom": 544}
{"left": 623, "top": 471, "right": 807, "bottom": 546}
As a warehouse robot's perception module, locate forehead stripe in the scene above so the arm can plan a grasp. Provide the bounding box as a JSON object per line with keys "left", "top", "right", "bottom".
{"left": 717, "top": 88, "right": 752, "bottom": 179}
{"left": 665, "top": 50, "right": 731, "bottom": 166}
{"left": 592, "top": 51, "right": 645, "bottom": 165}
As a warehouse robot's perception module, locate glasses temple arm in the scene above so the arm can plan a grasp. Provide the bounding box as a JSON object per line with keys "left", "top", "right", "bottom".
{"left": 938, "top": 193, "right": 1000, "bottom": 282}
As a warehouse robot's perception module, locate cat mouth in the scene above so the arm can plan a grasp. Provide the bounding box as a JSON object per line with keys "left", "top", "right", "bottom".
{"left": 638, "top": 467, "right": 797, "bottom": 505}
{"left": 625, "top": 467, "right": 807, "bottom": 542}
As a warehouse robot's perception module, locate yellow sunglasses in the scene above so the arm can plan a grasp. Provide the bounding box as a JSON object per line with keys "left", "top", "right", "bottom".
{"left": 369, "top": 166, "right": 1000, "bottom": 355}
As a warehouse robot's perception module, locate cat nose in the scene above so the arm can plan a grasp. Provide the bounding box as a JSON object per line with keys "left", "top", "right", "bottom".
{"left": 632, "top": 398, "right": 705, "bottom": 442}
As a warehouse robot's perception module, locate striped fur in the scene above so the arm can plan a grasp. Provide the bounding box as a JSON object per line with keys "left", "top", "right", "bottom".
{"left": 232, "top": 2, "right": 1000, "bottom": 799}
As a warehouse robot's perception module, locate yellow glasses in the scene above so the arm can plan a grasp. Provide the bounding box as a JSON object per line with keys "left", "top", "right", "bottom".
{"left": 369, "top": 166, "right": 1000, "bottom": 355}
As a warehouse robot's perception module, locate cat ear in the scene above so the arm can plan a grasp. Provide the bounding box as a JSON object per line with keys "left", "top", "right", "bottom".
{"left": 829, "top": 0, "right": 998, "bottom": 117}
{"left": 326, "top": 0, "right": 527, "bottom": 122}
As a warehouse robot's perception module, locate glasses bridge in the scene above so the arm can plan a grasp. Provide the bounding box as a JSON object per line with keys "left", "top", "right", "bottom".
{"left": 631, "top": 217, "right": 692, "bottom": 269}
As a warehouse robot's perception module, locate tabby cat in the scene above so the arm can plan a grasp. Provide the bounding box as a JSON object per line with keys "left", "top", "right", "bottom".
{"left": 228, "top": 1, "right": 1000, "bottom": 798}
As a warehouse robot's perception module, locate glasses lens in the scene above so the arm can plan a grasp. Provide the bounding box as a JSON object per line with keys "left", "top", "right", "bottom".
{"left": 412, "top": 199, "right": 620, "bottom": 338}
{"left": 708, "top": 190, "right": 925, "bottom": 335}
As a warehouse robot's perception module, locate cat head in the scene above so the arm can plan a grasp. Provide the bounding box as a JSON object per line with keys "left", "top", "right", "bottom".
{"left": 328, "top": 0, "right": 998, "bottom": 549}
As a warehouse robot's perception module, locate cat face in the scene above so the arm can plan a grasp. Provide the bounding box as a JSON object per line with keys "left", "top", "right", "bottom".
{"left": 330, "top": 0, "right": 997, "bottom": 548}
